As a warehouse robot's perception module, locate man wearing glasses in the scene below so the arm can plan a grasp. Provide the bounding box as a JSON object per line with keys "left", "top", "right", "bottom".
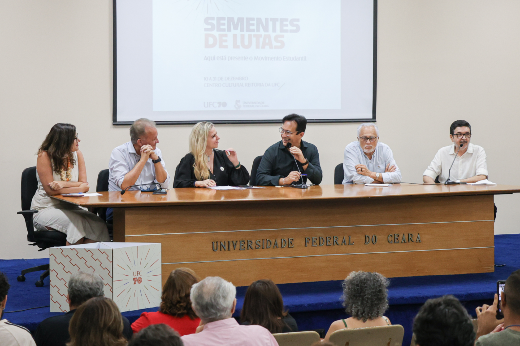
{"left": 256, "top": 114, "right": 322, "bottom": 186}
{"left": 343, "top": 123, "right": 401, "bottom": 184}
{"left": 423, "top": 120, "right": 487, "bottom": 184}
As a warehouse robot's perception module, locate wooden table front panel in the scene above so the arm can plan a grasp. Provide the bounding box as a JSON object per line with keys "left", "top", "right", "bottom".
{"left": 114, "top": 194, "right": 495, "bottom": 286}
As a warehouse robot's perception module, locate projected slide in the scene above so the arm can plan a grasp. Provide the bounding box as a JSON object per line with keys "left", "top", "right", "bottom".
{"left": 115, "top": 0, "right": 376, "bottom": 123}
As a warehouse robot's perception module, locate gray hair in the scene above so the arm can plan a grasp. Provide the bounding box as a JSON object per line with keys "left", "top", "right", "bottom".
{"left": 190, "top": 276, "right": 236, "bottom": 323}
{"left": 357, "top": 123, "right": 379, "bottom": 137}
{"left": 130, "top": 118, "right": 156, "bottom": 145}
{"left": 68, "top": 271, "right": 104, "bottom": 307}
{"left": 342, "top": 271, "right": 389, "bottom": 322}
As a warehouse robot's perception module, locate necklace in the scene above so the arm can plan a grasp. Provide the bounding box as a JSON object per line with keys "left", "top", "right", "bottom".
{"left": 504, "top": 324, "right": 520, "bottom": 330}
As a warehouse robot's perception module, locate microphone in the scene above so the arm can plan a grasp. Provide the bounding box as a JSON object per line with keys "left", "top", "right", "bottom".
{"left": 286, "top": 142, "right": 307, "bottom": 188}
{"left": 445, "top": 143, "right": 464, "bottom": 185}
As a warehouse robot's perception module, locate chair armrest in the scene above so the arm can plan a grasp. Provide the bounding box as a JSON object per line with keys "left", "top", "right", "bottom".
{"left": 17, "top": 210, "right": 38, "bottom": 215}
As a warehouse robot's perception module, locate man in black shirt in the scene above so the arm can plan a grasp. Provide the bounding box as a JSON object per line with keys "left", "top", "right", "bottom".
{"left": 256, "top": 114, "right": 322, "bottom": 186}
{"left": 34, "top": 271, "right": 132, "bottom": 346}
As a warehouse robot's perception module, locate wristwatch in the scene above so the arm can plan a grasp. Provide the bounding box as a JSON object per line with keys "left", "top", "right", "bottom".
{"left": 376, "top": 173, "right": 380, "bottom": 180}
{"left": 152, "top": 157, "right": 162, "bottom": 164}
{"left": 302, "top": 159, "right": 309, "bottom": 165}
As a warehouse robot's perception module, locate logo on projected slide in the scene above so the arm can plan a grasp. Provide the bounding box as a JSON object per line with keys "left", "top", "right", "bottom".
{"left": 203, "top": 102, "right": 227, "bottom": 108}
{"left": 235, "top": 100, "right": 241, "bottom": 110}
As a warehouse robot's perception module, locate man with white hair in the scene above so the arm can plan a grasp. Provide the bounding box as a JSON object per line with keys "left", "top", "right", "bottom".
{"left": 34, "top": 271, "right": 132, "bottom": 346}
{"left": 181, "top": 276, "right": 278, "bottom": 346}
{"left": 342, "top": 123, "right": 401, "bottom": 184}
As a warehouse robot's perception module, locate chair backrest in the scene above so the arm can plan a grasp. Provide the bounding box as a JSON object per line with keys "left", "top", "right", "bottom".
{"left": 96, "top": 169, "right": 110, "bottom": 222}
{"left": 273, "top": 331, "right": 320, "bottom": 346}
{"left": 334, "top": 163, "right": 344, "bottom": 184}
{"left": 329, "top": 325, "right": 404, "bottom": 346}
{"left": 21, "top": 167, "right": 39, "bottom": 240}
{"left": 249, "top": 155, "right": 263, "bottom": 186}
{"left": 96, "top": 169, "right": 110, "bottom": 192}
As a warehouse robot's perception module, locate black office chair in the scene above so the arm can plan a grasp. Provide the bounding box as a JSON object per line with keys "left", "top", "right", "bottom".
{"left": 334, "top": 163, "right": 344, "bottom": 184}
{"left": 96, "top": 169, "right": 113, "bottom": 239}
{"left": 17, "top": 167, "right": 67, "bottom": 287}
{"left": 249, "top": 155, "right": 263, "bottom": 186}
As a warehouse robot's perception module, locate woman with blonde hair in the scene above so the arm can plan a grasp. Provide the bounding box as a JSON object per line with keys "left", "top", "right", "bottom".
{"left": 67, "top": 297, "right": 127, "bottom": 346}
{"left": 32, "top": 123, "right": 109, "bottom": 245}
{"left": 131, "top": 268, "right": 201, "bottom": 335}
{"left": 174, "top": 122, "right": 249, "bottom": 187}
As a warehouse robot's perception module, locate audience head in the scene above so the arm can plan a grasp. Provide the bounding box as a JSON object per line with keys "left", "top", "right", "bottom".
{"left": 190, "top": 276, "right": 236, "bottom": 324}
{"left": 342, "top": 271, "right": 389, "bottom": 322}
{"left": 413, "top": 295, "right": 474, "bottom": 346}
{"left": 128, "top": 324, "right": 183, "bottom": 346}
{"left": 503, "top": 269, "right": 520, "bottom": 318}
{"left": 240, "top": 279, "right": 288, "bottom": 333}
{"left": 130, "top": 118, "right": 158, "bottom": 149}
{"left": 68, "top": 296, "right": 126, "bottom": 346}
{"left": 450, "top": 120, "right": 471, "bottom": 136}
{"left": 189, "top": 121, "right": 215, "bottom": 180}
{"left": 0, "top": 271, "right": 10, "bottom": 319}
{"left": 67, "top": 271, "right": 104, "bottom": 309}
{"left": 38, "top": 123, "right": 78, "bottom": 174}
{"left": 313, "top": 342, "right": 336, "bottom": 346}
{"left": 159, "top": 268, "right": 199, "bottom": 319}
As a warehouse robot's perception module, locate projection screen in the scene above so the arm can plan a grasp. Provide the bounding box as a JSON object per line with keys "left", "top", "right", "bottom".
{"left": 114, "top": 0, "right": 377, "bottom": 124}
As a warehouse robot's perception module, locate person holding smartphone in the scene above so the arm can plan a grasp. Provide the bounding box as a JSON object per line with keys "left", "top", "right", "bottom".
{"left": 173, "top": 122, "right": 249, "bottom": 188}
{"left": 475, "top": 269, "right": 520, "bottom": 345}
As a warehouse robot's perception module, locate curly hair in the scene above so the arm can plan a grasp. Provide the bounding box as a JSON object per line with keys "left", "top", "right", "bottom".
{"left": 413, "top": 295, "right": 475, "bottom": 346}
{"left": 159, "top": 268, "right": 199, "bottom": 319}
{"left": 342, "top": 271, "right": 389, "bottom": 322}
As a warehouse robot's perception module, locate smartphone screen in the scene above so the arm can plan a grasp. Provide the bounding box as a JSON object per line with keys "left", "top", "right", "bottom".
{"left": 497, "top": 280, "right": 506, "bottom": 319}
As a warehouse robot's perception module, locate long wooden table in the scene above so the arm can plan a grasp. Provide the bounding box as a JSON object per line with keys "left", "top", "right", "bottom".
{"left": 54, "top": 184, "right": 520, "bottom": 286}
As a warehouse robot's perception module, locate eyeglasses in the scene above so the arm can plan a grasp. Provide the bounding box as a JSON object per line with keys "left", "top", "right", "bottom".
{"left": 358, "top": 136, "right": 378, "bottom": 142}
{"left": 74, "top": 133, "right": 79, "bottom": 141}
{"left": 279, "top": 127, "right": 296, "bottom": 136}
{"left": 453, "top": 133, "right": 471, "bottom": 138}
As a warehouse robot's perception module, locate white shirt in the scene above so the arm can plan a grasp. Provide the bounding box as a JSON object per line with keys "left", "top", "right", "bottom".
{"left": 108, "top": 142, "right": 170, "bottom": 191}
{"left": 343, "top": 141, "right": 402, "bottom": 184}
{"left": 0, "top": 319, "right": 36, "bottom": 346}
{"left": 423, "top": 143, "right": 488, "bottom": 183}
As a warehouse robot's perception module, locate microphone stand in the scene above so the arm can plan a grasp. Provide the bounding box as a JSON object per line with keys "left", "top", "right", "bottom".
{"left": 445, "top": 143, "right": 464, "bottom": 185}
{"left": 286, "top": 142, "right": 308, "bottom": 189}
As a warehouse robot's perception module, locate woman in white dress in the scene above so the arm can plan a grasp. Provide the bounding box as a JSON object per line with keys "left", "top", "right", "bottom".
{"left": 31, "top": 123, "right": 109, "bottom": 245}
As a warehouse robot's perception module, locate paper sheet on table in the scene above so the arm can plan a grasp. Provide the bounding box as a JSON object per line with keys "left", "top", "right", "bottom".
{"left": 208, "top": 186, "right": 245, "bottom": 190}
{"left": 62, "top": 192, "right": 103, "bottom": 197}
{"left": 365, "top": 183, "right": 391, "bottom": 187}
{"left": 467, "top": 179, "right": 496, "bottom": 185}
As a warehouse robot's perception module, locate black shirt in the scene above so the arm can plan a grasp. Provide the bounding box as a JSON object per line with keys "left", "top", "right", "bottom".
{"left": 256, "top": 140, "right": 322, "bottom": 186}
{"left": 34, "top": 309, "right": 133, "bottom": 346}
{"left": 173, "top": 150, "right": 250, "bottom": 188}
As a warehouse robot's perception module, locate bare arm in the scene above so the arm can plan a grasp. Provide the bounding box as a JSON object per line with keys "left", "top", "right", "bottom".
{"left": 324, "top": 320, "right": 344, "bottom": 341}
{"left": 121, "top": 148, "right": 151, "bottom": 190}
{"left": 423, "top": 175, "right": 435, "bottom": 184}
{"left": 37, "top": 152, "right": 89, "bottom": 195}
{"left": 460, "top": 175, "right": 487, "bottom": 183}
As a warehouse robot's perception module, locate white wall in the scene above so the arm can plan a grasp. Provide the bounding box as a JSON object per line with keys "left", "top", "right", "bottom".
{"left": 1, "top": 0, "right": 519, "bottom": 260}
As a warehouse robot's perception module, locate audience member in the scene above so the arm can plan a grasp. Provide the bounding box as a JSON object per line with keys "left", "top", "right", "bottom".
{"left": 32, "top": 123, "right": 109, "bottom": 245}
{"left": 129, "top": 324, "right": 183, "bottom": 346}
{"left": 256, "top": 114, "right": 322, "bottom": 186}
{"left": 131, "top": 268, "right": 201, "bottom": 335}
{"left": 174, "top": 122, "right": 249, "bottom": 188}
{"left": 413, "top": 295, "right": 474, "bottom": 346}
{"left": 342, "top": 123, "right": 401, "bottom": 184}
{"left": 35, "top": 271, "right": 132, "bottom": 346}
{"left": 324, "top": 271, "right": 391, "bottom": 341}
{"left": 0, "top": 271, "right": 36, "bottom": 346}
{"left": 312, "top": 342, "right": 335, "bottom": 346}
{"left": 475, "top": 269, "right": 520, "bottom": 345}
{"left": 67, "top": 296, "right": 127, "bottom": 346}
{"left": 240, "top": 279, "right": 298, "bottom": 333}
{"left": 181, "top": 276, "right": 279, "bottom": 346}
